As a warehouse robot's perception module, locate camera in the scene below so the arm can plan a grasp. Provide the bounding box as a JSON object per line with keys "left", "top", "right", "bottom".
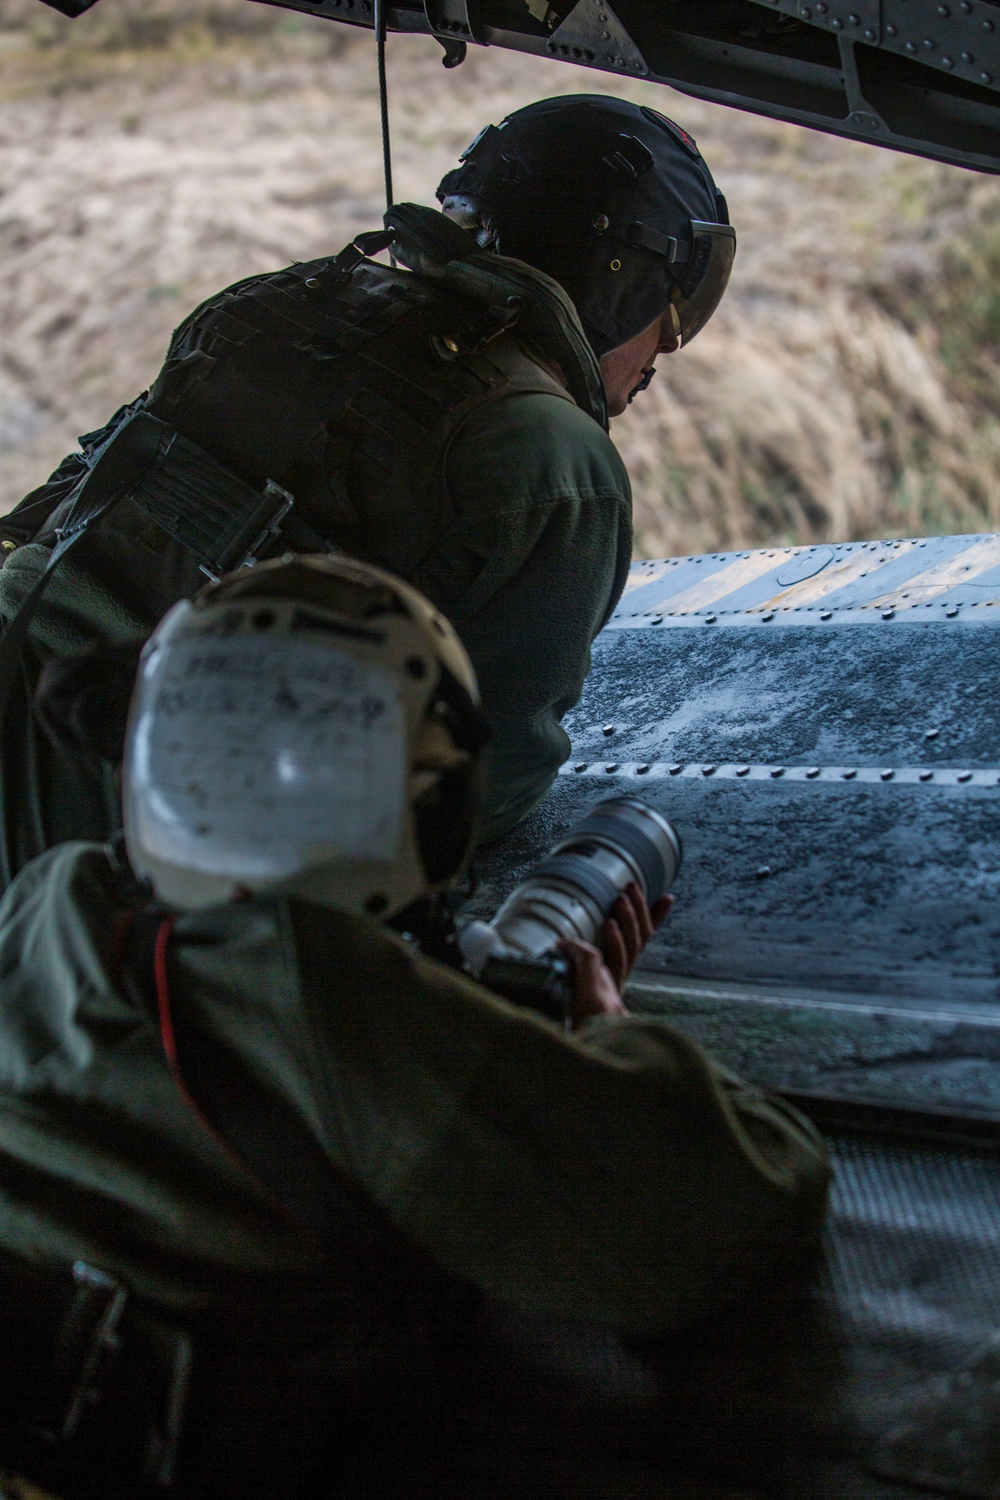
{"left": 459, "top": 798, "right": 682, "bottom": 1025}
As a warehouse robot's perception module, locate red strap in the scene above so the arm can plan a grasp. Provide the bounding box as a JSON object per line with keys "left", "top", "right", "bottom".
{"left": 153, "top": 916, "right": 182, "bottom": 1074}
{"left": 152, "top": 918, "right": 319, "bottom": 1247}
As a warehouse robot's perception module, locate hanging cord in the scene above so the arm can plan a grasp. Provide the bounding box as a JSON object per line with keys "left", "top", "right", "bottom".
{"left": 374, "top": 0, "right": 394, "bottom": 215}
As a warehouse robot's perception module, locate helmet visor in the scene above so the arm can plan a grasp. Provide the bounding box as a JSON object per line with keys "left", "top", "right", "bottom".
{"left": 671, "top": 221, "right": 736, "bottom": 346}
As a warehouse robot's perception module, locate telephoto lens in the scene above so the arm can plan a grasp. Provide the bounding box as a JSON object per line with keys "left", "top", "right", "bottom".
{"left": 458, "top": 799, "right": 681, "bottom": 1022}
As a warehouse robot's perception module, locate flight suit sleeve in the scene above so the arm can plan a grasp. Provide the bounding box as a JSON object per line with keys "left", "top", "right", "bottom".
{"left": 428, "top": 392, "right": 632, "bottom": 845}
{"left": 300, "top": 916, "right": 831, "bottom": 1338}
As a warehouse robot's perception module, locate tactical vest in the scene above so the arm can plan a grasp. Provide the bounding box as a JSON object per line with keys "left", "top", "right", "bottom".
{"left": 8, "top": 205, "right": 607, "bottom": 578}
{"left": 0, "top": 209, "right": 608, "bottom": 889}
{"left": 140, "top": 215, "right": 607, "bottom": 581}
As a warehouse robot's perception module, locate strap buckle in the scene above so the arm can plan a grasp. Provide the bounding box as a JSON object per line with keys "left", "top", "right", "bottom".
{"left": 328, "top": 228, "right": 398, "bottom": 281}
{"left": 33, "top": 1261, "right": 129, "bottom": 1445}
{"left": 200, "top": 478, "right": 295, "bottom": 581}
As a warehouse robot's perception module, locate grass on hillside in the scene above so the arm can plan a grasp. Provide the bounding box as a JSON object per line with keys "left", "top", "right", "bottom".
{"left": 1, "top": 0, "right": 999, "bottom": 555}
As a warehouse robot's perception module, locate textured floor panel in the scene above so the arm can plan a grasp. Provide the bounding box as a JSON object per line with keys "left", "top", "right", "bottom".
{"left": 626, "top": 980, "right": 1000, "bottom": 1117}
{"left": 813, "top": 1135, "right": 1000, "bottom": 1500}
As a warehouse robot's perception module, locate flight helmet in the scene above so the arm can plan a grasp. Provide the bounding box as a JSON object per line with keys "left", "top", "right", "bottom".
{"left": 123, "top": 554, "right": 488, "bottom": 916}
{"left": 437, "top": 94, "right": 735, "bottom": 357}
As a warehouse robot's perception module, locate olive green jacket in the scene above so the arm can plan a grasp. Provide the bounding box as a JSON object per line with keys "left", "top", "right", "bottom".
{"left": 0, "top": 386, "right": 628, "bottom": 852}
{"left": 0, "top": 216, "right": 632, "bottom": 856}
{"left": 0, "top": 842, "right": 829, "bottom": 1331}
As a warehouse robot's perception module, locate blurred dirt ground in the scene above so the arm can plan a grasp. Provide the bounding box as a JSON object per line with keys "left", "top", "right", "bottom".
{"left": 2, "top": 0, "right": 1000, "bottom": 555}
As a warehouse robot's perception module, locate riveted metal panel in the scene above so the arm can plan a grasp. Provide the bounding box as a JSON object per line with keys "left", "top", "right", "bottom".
{"left": 212, "top": 0, "right": 1000, "bottom": 172}
{"left": 546, "top": 0, "right": 647, "bottom": 73}
{"left": 861, "top": 0, "right": 1000, "bottom": 91}
{"left": 560, "top": 627, "right": 1000, "bottom": 768}
{"left": 473, "top": 534, "right": 1000, "bottom": 1118}
{"left": 474, "top": 771, "right": 1000, "bottom": 1008}
{"left": 616, "top": 534, "right": 1000, "bottom": 626}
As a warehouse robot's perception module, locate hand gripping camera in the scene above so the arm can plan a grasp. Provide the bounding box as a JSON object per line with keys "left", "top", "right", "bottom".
{"left": 459, "top": 798, "right": 682, "bottom": 1025}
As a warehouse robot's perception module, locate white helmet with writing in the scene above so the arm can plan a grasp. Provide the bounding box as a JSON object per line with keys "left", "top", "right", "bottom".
{"left": 123, "top": 553, "right": 487, "bottom": 915}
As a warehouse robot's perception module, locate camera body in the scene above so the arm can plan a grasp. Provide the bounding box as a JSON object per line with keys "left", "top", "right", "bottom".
{"left": 460, "top": 798, "right": 682, "bottom": 1026}
{"left": 477, "top": 951, "right": 577, "bottom": 1025}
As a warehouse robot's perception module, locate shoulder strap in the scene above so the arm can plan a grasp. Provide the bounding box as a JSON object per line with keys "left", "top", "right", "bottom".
{"left": 148, "top": 915, "right": 330, "bottom": 1252}
{"left": 440, "top": 253, "right": 609, "bottom": 430}
{"left": 385, "top": 203, "right": 608, "bottom": 430}
{"left": 0, "top": 412, "right": 299, "bottom": 892}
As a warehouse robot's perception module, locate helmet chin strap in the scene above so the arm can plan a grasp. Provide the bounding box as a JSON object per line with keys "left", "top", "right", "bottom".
{"left": 627, "top": 366, "right": 657, "bottom": 404}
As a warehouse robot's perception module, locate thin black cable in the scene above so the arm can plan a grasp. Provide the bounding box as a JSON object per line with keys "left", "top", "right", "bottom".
{"left": 374, "top": 0, "right": 393, "bottom": 214}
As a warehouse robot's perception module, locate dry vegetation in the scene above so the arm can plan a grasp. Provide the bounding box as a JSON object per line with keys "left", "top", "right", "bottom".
{"left": 2, "top": 0, "right": 1000, "bottom": 556}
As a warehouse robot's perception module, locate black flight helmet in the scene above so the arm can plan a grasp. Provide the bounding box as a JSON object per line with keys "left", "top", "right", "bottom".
{"left": 437, "top": 95, "right": 735, "bottom": 358}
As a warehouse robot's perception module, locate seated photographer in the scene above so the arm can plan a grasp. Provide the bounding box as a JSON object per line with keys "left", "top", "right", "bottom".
{"left": 0, "top": 555, "right": 829, "bottom": 1499}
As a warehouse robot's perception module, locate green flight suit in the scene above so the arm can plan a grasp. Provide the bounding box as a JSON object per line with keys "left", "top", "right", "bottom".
{"left": 0, "top": 842, "right": 829, "bottom": 1326}
{"left": 0, "top": 211, "right": 630, "bottom": 862}
{"left": 0, "top": 840, "right": 831, "bottom": 1494}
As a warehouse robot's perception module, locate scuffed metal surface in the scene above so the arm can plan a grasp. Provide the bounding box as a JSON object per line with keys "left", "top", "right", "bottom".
{"left": 473, "top": 537, "right": 1000, "bottom": 1117}
{"left": 626, "top": 978, "right": 1000, "bottom": 1117}
{"left": 475, "top": 773, "right": 1000, "bottom": 1007}
{"left": 561, "top": 623, "right": 1000, "bottom": 768}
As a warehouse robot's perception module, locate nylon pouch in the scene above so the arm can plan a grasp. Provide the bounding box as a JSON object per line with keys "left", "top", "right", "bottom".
{"left": 0, "top": 408, "right": 297, "bottom": 892}
{"left": 131, "top": 448, "right": 293, "bottom": 582}
{"left": 51, "top": 412, "right": 294, "bottom": 582}
{"left": 0, "top": 1253, "right": 193, "bottom": 1497}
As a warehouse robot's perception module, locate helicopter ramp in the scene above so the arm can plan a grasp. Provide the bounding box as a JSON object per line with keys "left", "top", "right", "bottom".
{"left": 475, "top": 532, "right": 1000, "bottom": 1123}
{"left": 472, "top": 532, "right": 1000, "bottom": 1500}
